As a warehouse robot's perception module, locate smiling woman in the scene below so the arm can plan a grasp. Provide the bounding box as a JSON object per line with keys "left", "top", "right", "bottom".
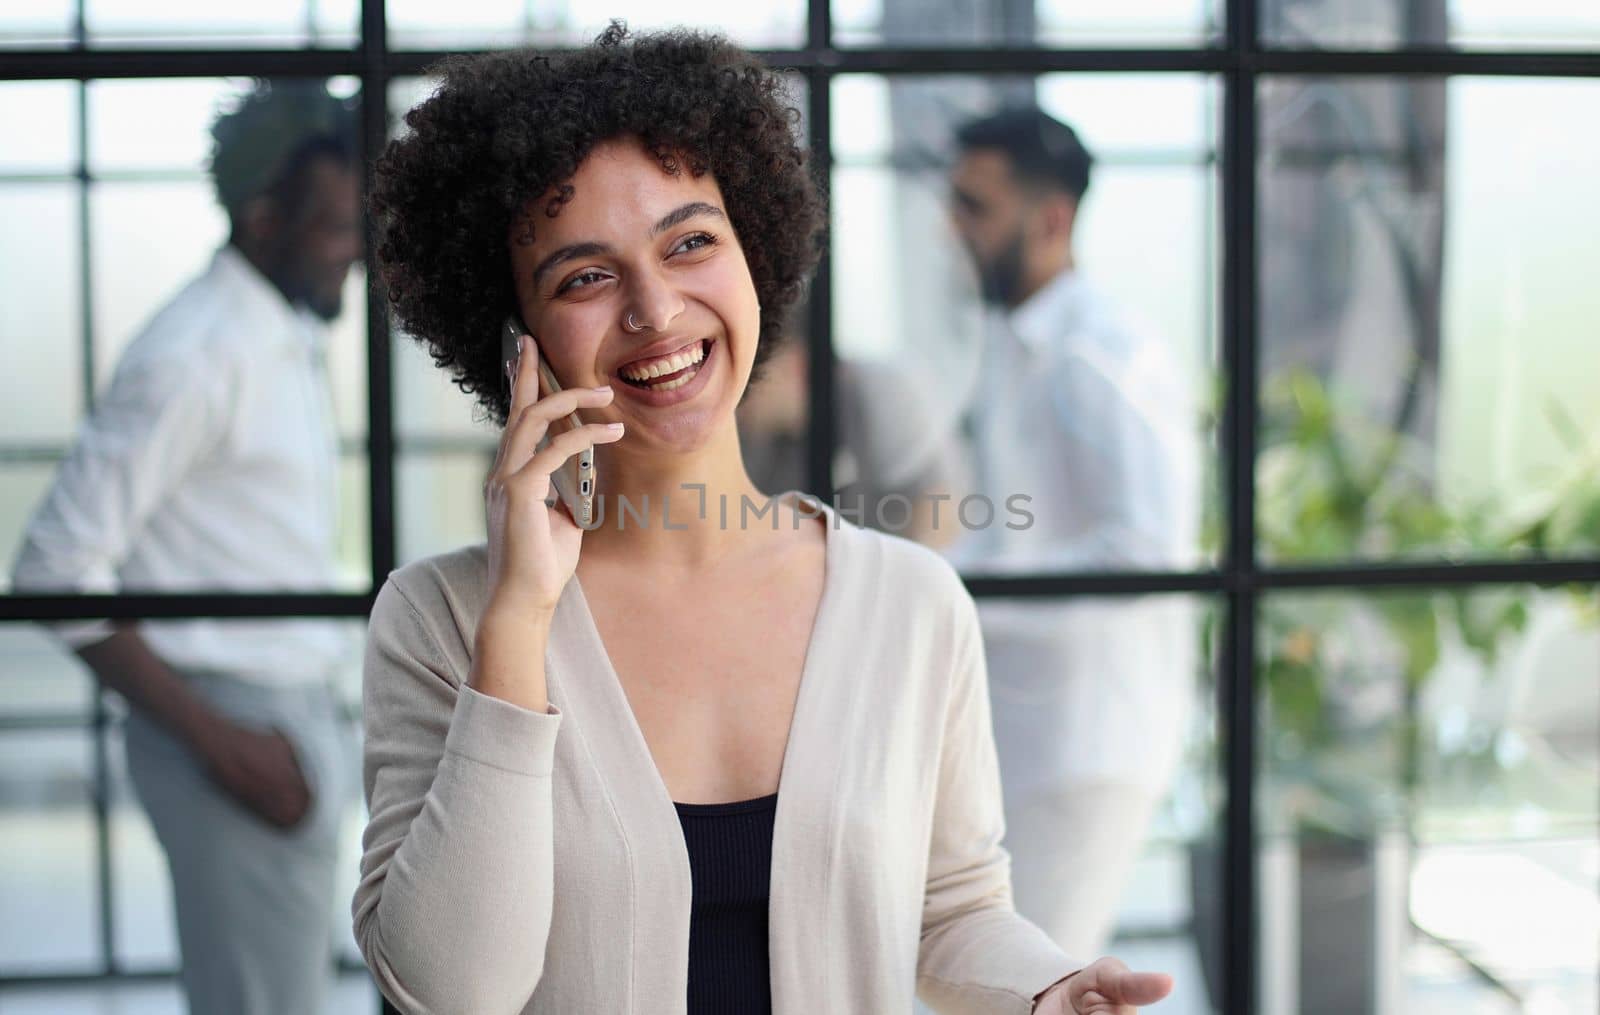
{"left": 356, "top": 22, "right": 1170, "bottom": 1015}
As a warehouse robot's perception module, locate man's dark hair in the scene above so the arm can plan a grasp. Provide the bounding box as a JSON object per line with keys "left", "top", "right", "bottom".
{"left": 370, "top": 23, "right": 825, "bottom": 425}
{"left": 955, "top": 105, "right": 1093, "bottom": 202}
{"left": 209, "top": 79, "right": 359, "bottom": 232}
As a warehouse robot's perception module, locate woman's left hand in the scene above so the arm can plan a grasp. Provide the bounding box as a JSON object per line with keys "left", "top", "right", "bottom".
{"left": 1033, "top": 957, "right": 1173, "bottom": 1014}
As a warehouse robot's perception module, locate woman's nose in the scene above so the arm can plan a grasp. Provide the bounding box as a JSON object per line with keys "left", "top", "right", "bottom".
{"left": 623, "top": 267, "right": 687, "bottom": 332}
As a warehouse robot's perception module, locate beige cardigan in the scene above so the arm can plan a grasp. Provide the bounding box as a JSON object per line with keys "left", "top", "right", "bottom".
{"left": 353, "top": 497, "right": 1080, "bottom": 1014}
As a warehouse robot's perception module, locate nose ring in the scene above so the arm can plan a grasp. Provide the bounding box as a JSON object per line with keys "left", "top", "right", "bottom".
{"left": 624, "top": 313, "right": 646, "bottom": 334}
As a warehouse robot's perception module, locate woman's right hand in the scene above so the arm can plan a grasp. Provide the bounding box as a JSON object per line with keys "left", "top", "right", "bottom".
{"left": 483, "top": 333, "right": 623, "bottom": 619}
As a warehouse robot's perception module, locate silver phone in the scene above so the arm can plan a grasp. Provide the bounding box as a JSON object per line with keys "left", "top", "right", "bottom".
{"left": 502, "top": 316, "right": 596, "bottom": 528}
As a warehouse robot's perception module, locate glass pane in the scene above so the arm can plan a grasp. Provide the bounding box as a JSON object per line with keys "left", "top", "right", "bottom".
{"left": 0, "top": 729, "right": 99, "bottom": 973}
{"left": 384, "top": 0, "right": 522, "bottom": 49}
{"left": 978, "top": 595, "right": 1220, "bottom": 1009}
{"left": 0, "top": 0, "right": 74, "bottom": 48}
{"left": 0, "top": 183, "right": 82, "bottom": 445}
{"left": 0, "top": 81, "right": 79, "bottom": 174}
{"left": 88, "top": 179, "right": 230, "bottom": 382}
{"left": 328, "top": 620, "right": 366, "bottom": 715}
{"left": 327, "top": 273, "right": 371, "bottom": 443}
{"left": 398, "top": 451, "right": 494, "bottom": 567}
{"left": 312, "top": 0, "right": 360, "bottom": 45}
{"left": 387, "top": 0, "right": 804, "bottom": 50}
{"left": 336, "top": 452, "right": 371, "bottom": 590}
{"left": 832, "top": 73, "right": 1220, "bottom": 569}
{"left": 1262, "top": 0, "right": 1600, "bottom": 51}
{"left": 556, "top": 0, "right": 805, "bottom": 48}
{"left": 1258, "top": 76, "right": 1600, "bottom": 564}
{"left": 82, "top": 0, "right": 358, "bottom": 48}
{"left": 88, "top": 78, "right": 243, "bottom": 174}
{"left": 835, "top": 0, "right": 1221, "bottom": 47}
{"left": 394, "top": 329, "right": 502, "bottom": 441}
{"left": 1257, "top": 585, "right": 1600, "bottom": 1013}
{"left": 0, "top": 622, "right": 96, "bottom": 718}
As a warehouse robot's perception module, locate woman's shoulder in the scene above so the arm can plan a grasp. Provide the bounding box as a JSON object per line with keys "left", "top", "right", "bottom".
{"left": 826, "top": 516, "right": 983, "bottom": 700}
{"left": 829, "top": 512, "right": 974, "bottom": 622}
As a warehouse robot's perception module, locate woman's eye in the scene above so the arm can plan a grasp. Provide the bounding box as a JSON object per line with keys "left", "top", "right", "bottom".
{"left": 672, "top": 232, "right": 718, "bottom": 256}
{"left": 557, "top": 270, "right": 608, "bottom": 294}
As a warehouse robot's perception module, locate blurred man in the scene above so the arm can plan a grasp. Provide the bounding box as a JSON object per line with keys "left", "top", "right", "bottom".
{"left": 946, "top": 106, "right": 1201, "bottom": 957}
{"left": 12, "top": 80, "right": 361, "bottom": 1014}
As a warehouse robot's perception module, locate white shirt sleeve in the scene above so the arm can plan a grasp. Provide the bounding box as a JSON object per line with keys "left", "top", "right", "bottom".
{"left": 11, "top": 344, "right": 232, "bottom": 646}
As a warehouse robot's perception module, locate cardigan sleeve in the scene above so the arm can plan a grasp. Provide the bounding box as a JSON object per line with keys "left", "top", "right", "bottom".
{"left": 352, "top": 576, "right": 563, "bottom": 1015}
{"left": 916, "top": 588, "right": 1083, "bottom": 1014}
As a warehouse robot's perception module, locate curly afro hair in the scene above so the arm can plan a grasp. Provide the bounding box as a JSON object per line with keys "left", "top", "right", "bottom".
{"left": 371, "top": 23, "right": 824, "bottom": 425}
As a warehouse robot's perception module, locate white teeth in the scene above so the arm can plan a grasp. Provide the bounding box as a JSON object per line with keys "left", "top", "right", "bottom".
{"left": 629, "top": 351, "right": 705, "bottom": 393}
{"left": 652, "top": 371, "right": 694, "bottom": 391}
{"left": 621, "top": 342, "right": 706, "bottom": 381}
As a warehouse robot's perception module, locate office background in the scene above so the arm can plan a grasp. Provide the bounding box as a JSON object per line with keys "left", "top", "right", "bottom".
{"left": 2, "top": 1, "right": 1597, "bottom": 1012}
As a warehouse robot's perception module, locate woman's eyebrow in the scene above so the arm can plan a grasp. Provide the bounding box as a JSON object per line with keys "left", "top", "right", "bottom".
{"left": 651, "top": 201, "right": 726, "bottom": 236}
{"left": 531, "top": 241, "right": 611, "bottom": 289}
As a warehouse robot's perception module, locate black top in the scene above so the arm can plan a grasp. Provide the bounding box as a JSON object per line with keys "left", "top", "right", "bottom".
{"left": 673, "top": 792, "right": 778, "bottom": 1015}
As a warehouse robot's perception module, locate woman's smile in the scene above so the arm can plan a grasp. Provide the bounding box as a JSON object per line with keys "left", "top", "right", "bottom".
{"left": 609, "top": 336, "right": 718, "bottom": 407}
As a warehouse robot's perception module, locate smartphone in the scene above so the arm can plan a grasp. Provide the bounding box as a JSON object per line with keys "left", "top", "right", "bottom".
{"left": 502, "top": 316, "right": 597, "bottom": 528}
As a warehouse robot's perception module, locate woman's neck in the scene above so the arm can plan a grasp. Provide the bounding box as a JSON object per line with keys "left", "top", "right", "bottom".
{"left": 579, "top": 423, "right": 789, "bottom": 569}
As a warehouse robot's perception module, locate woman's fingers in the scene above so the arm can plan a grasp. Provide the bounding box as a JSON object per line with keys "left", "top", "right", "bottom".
{"left": 1066, "top": 958, "right": 1173, "bottom": 1012}
{"left": 515, "top": 420, "right": 626, "bottom": 481}
{"left": 493, "top": 332, "right": 548, "bottom": 470}
{"left": 493, "top": 385, "right": 616, "bottom": 477}
{"left": 1106, "top": 970, "right": 1172, "bottom": 1006}
{"left": 507, "top": 333, "right": 539, "bottom": 417}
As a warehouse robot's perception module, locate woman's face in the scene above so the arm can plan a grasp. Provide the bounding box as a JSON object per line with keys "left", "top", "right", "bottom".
{"left": 507, "top": 138, "right": 760, "bottom": 453}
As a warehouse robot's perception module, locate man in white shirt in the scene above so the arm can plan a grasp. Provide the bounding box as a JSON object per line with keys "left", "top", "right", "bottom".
{"left": 13, "top": 80, "right": 362, "bottom": 1015}
{"left": 946, "top": 106, "right": 1202, "bottom": 958}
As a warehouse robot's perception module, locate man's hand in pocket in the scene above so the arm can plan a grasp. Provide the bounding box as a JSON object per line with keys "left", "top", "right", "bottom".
{"left": 198, "top": 722, "right": 312, "bottom": 829}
